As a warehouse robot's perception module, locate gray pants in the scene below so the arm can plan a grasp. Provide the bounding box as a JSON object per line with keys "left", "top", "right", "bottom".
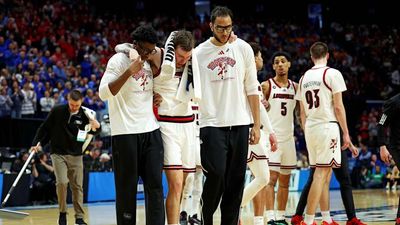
{"left": 51, "top": 154, "right": 85, "bottom": 219}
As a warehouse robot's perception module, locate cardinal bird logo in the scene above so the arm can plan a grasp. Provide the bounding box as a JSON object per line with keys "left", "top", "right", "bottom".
{"left": 329, "top": 138, "right": 338, "bottom": 153}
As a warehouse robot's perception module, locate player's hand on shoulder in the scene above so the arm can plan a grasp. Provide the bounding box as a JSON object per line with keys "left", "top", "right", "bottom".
{"left": 228, "top": 31, "right": 237, "bottom": 43}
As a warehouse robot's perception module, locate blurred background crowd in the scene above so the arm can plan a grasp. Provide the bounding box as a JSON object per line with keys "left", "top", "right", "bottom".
{"left": 0, "top": 0, "right": 399, "bottom": 205}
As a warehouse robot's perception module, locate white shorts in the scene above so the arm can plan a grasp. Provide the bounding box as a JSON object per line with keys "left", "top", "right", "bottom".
{"left": 160, "top": 121, "right": 196, "bottom": 173}
{"left": 247, "top": 129, "right": 269, "bottom": 163}
{"left": 305, "top": 122, "right": 341, "bottom": 168}
{"left": 268, "top": 136, "right": 297, "bottom": 172}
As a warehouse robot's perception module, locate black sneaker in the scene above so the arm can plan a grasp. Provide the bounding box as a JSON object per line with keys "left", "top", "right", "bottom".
{"left": 267, "top": 220, "right": 277, "bottom": 225}
{"left": 275, "top": 219, "right": 289, "bottom": 225}
{"left": 188, "top": 214, "right": 202, "bottom": 224}
{"left": 58, "top": 212, "right": 67, "bottom": 225}
{"left": 180, "top": 211, "right": 188, "bottom": 225}
{"left": 75, "top": 218, "right": 88, "bottom": 225}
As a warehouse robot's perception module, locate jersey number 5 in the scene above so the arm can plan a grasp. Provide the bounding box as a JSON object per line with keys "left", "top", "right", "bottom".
{"left": 305, "top": 89, "right": 320, "bottom": 109}
{"left": 281, "top": 102, "right": 287, "bottom": 116}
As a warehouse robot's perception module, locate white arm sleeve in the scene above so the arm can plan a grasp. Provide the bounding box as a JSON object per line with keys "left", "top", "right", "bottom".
{"left": 260, "top": 103, "right": 274, "bottom": 134}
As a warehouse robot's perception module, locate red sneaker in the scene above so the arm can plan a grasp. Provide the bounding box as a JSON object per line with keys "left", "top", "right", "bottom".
{"left": 396, "top": 217, "right": 400, "bottom": 225}
{"left": 346, "top": 217, "right": 367, "bottom": 225}
{"left": 291, "top": 215, "right": 304, "bottom": 225}
{"left": 321, "top": 220, "right": 339, "bottom": 225}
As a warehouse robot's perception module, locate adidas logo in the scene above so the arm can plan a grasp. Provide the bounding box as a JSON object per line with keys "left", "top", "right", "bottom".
{"left": 218, "top": 50, "right": 224, "bottom": 55}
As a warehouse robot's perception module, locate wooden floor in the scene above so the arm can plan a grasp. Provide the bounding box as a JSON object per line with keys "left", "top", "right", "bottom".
{"left": 0, "top": 189, "right": 398, "bottom": 225}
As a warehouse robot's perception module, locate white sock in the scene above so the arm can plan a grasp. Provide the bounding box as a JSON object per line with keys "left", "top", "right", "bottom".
{"left": 321, "top": 211, "right": 332, "bottom": 223}
{"left": 254, "top": 216, "right": 264, "bottom": 225}
{"left": 266, "top": 210, "right": 275, "bottom": 221}
{"left": 275, "top": 210, "right": 285, "bottom": 220}
{"left": 192, "top": 169, "right": 203, "bottom": 215}
{"left": 304, "top": 214, "right": 315, "bottom": 225}
{"left": 181, "top": 173, "right": 194, "bottom": 215}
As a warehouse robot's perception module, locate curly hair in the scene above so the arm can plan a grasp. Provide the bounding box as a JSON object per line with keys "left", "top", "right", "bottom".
{"left": 130, "top": 25, "right": 158, "bottom": 44}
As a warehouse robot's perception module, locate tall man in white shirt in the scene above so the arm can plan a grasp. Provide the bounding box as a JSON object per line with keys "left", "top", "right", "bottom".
{"left": 99, "top": 25, "right": 164, "bottom": 225}
{"left": 195, "top": 6, "right": 261, "bottom": 225}
{"left": 296, "top": 42, "right": 351, "bottom": 225}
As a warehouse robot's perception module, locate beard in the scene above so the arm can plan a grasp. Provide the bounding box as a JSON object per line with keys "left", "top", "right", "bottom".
{"left": 212, "top": 31, "right": 232, "bottom": 45}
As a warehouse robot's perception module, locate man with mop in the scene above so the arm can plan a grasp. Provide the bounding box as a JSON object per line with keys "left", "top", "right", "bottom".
{"left": 31, "top": 89, "right": 101, "bottom": 225}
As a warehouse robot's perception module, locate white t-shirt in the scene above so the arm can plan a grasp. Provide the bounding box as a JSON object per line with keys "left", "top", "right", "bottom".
{"left": 99, "top": 53, "right": 159, "bottom": 136}
{"left": 195, "top": 38, "right": 259, "bottom": 127}
{"left": 153, "top": 67, "right": 192, "bottom": 117}
{"left": 295, "top": 66, "right": 347, "bottom": 127}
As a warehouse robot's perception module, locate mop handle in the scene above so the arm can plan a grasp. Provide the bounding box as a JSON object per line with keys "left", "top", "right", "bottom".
{"left": 1, "top": 142, "right": 40, "bottom": 207}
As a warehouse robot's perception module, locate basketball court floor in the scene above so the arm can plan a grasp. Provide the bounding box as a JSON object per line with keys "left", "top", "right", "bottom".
{"left": 0, "top": 189, "right": 397, "bottom": 225}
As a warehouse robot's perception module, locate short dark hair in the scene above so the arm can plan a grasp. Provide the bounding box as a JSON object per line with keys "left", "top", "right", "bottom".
{"left": 310, "top": 42, "right": 328, "bottom": 59}
{"left": 173, "top": 30, "right": 194, "bottom": 52}
{"left": 271, "top": 51, "right": 291, "bottom": 64}
{"left": 210, "top": 6, "right": 233, "bottom": 23}
{"left": 69, "top": 89, "right": 83, "bottom": 101}
{"left": 249, "top": 42, "right": 261, "bottom": 56}
{"left": 130, "top": 25, "right": 158, "bottom": 44}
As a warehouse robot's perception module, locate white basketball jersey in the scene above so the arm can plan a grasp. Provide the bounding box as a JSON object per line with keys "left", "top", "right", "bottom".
{"left": 297, "top": 66, "right": 347, "bottom": 127}
{"left": 191, "top": 101, "right": 199, "bottom": 127}
{"left": 266, "top": 78, "right": 297, "bottom": 141}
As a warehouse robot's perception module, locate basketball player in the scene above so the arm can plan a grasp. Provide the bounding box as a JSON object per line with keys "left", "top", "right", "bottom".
{"left": 195, "top": 6, "right": 261, "bottom": 225}
{"left": 99, "top": 25, "right": 165, "bottom": 225}
{"left": 291, "top": 142, "right": 366, "bottom": 225}
{"left": 180, "top": 101, "right": 203, "bottom": 224}
{"left": 153, "top": 30, "right": 198, "bottom": 225}
{"left": 378, "top": 93, "right": 400, "bottom": 225}
{"left": 241, "top": 42, "right": 278, "bottom": 225}
{"left": 261, "top": 51, "right": 297, "bottom": 225}
{"left": 295, "top": 41, "right": 350, "bottom": 225}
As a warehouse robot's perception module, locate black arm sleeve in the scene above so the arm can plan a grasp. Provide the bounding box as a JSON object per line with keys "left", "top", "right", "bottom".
{"left": 377, "top": 99, "right": 395, "bottom": 147}
{"left": 377, "top": 121, "right": 387, "bottom": 147}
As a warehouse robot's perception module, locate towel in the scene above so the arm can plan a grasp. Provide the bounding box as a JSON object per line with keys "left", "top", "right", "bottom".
{"left": 155, "top": 31, "right": 201, "bottom": 103}
{"left": 160, "top": 31, "right": 177, "bottom": 78}
{"left": 175, "top": 50, "right": 201, "bottom": 103}
{"left": 82, "top": 106, "right": 96, "bottom": 152}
